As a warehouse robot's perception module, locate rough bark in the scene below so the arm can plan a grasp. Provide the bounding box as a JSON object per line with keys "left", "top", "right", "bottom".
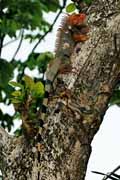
{"left": 0, "top": 0, "right": 120, "bottom": 179}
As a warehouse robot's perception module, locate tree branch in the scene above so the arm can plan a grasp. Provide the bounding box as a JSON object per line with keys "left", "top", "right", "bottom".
{"left": 0, "top": 34, "right": 5, "bottom": 58}
{"left": 12, "top": 29, "right": 24, "bottom": 60}
{"left": 31, "top": 0, "right": 67, "bottom": 53}
{"left": 92, "top": 165, "right": 120, "bottom": 180}
{"left": 3, "top": 31, "right": 22, "bottom": 48}
{"left": 102, "top": 166, "right": 120, "bottom": 180}
{"left": 3, "top": 38, "right": 18, "bottom": 47}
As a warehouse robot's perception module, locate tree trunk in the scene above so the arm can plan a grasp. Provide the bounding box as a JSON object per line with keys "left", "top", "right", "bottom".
{"left": 0, "top": 0, "right": 120, "bottom": 179}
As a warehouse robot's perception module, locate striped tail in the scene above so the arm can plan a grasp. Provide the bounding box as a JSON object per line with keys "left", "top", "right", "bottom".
{"left": 40, "top": 58, "right": 61, "bottom": 123}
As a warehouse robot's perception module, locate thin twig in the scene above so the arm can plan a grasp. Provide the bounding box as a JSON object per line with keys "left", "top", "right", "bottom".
{"left": 92, "top": 171, "right": 106, "bottom": 176}
{"left": 3, "top": 30, "right": 22, "bottom": 47}
{"left": 12, "top": 29, "right": 24, "bottom": 60}
{"left": 92, "top": 165, "right": 120, "bottom": 180}
{"left": 0, "top": 34, "right": 5, "bottom": 58}
{"left": 3, "top": 38, "right": 18, "bottom": 47}
{"left": 92, "top": 171, "right": 116, "bottom": 180}
{"left": 31, "top": 0, "right": 67, "bottom": 53}
{"left": 0, "top": 5, "right": 4, "bottom": 57}
{"left": 112, "top": 173, "right": 120, "bottom": 179}
{"left": 102, "top": 166, "right": 120, "bottom": 180}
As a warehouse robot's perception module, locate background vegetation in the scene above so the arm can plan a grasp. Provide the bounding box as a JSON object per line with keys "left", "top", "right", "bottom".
{"left": 0, "top": 0, "right": 63, "bottom": 133}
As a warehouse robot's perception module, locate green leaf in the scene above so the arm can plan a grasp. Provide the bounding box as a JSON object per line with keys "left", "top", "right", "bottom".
{"left": 0, "top": 59, "right": 13, "bottom": 88}
{"left": 11, "top": 98, "right": 22, "bottom": 104}
{"left": 109, "top": 90, "right": 120, "bottom": 106}
{"left": 26, "top": 52, "right": 39, "bottom": 70}
{"left": 11, "top": 90, "right": 24, "bottom": 103}
{"left": 0, "top": 0, "right": 62, "bottom": 133}
{"left": 9, "top": 81, "right": 24, "bottom": 89}
{"left": 2, "top": 113, "right": 14, "bottom": 132}
{"left": 11, "top": 90, "right": 22, "bottom": 97}
{"left": 14, "top": 128, "right": 22, "bottom": 136}
{"left": 23, "top": 75, "right": 34, "bottom": 90}
{"left": 13, "top": 112, "right": 21, "bottom": 119}
{"left": 37, "top": 52, "right": 54, "bottom": 73}
{"left": 32, "top": 82, "right": 44, "bottom": 98}
{"left": 66, "top": 3, "right": 76, "bottom": 13}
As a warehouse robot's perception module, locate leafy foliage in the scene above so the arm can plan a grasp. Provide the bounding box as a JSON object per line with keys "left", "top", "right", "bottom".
{"left": 0, "top": 109, "right": 14, "bottom": 132}
{"left": 9, "top": 75, "right": 45, "bottom": 136}
{"left": 26, "top": 52, "right": 54, "bottom": 73}
{"left": 109, "top": 88, "right": 120, "bottom": 106}
{"left": 0, "top": 0, "right": 60, "bottom": 38}
{"left": 66, "top": 3, "right": 76, "bottom": 13}
{"left": 0, "top": 0, "right": 61, "bottom": 132}
{"left": 10, "top": 75, "right": 45, "bottom": 105}
{"left": 0, "top": 59, "right": 13, "bottom": 88}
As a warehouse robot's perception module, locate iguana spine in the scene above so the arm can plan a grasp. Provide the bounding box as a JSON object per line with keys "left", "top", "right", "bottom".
{"left": 37, "top": 12, "right": 89, "bottom": 140}
{"left": 36, "top": 13, "right": 90, "bottom": 179}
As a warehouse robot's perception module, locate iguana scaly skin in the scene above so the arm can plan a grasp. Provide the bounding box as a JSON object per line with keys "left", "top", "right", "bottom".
{"left": 35, "top": 13, "right": 90, "bottom": 179}
{"left": 36, "top": 12, "right": 89, "bottom": 149}
{"left": 40, "top": 13, "right": 89, "bottom": 122}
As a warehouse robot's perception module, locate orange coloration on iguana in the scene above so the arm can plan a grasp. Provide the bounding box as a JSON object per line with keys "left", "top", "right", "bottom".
{"left": 67, "top": 13, "right": 86, "bottom": 26}
{"left": 41, "top": 12, "right": 90, "bottom": 121}
{"left": 73, "top": 34, "right": 89, "bottom": 42}
{"left": 35, "top": 13, "right": 90, "bottom": 132}
{"left": 37, "top": 12, "right": 90, "bottom": 142}
{"left": 36, "top": 14, "right": 90, "bottom": 177}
